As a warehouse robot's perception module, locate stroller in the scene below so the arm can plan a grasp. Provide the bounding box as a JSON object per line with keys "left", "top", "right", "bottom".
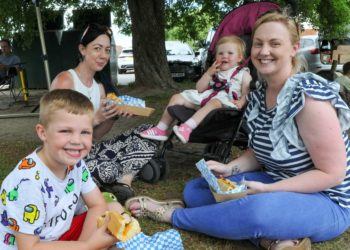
{"left": 139, "top": 2, "right": 281, "bottom": 183}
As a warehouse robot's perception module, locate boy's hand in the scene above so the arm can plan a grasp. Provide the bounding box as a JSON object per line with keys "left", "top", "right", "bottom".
{"left": 87, "top": 217, "right": 117, "bottom": 249}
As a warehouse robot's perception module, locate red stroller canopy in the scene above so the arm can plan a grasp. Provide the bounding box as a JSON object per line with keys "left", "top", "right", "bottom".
{"left": 208, "top": 2, "right": 280, "bottom": 55}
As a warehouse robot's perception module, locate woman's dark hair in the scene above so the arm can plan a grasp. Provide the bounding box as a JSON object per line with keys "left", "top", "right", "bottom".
{"left": 95, "top": 70, "right": 120, "bottom": 96}
{"left": 78, "top": 23, "right": 118, "bottom": 95}
{"left": 78, "top": 23, "right": 112, "bottom": 62}
{"left": 77, "top": 23, "right": 112, "bottom": 62}
{"left": 79, "top": 23, "right": 112, "bottom": 46}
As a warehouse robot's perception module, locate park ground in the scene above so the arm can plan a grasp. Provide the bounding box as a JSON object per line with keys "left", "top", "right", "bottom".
{"left": 0, "top": 83, "right": 349, "bottom": 249}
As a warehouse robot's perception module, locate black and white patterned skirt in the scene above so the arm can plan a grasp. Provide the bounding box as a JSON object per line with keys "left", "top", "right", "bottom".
{"left": 85, "top": 124, "right": 159, "bottom": 186}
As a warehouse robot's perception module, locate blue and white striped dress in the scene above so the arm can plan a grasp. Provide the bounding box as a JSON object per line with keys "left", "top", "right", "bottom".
{"left": 245, "top": 72, "right": 350, "bottom": 208}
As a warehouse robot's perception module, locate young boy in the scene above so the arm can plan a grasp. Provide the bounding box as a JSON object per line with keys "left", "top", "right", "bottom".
{"left": 0, "top": 89, "right": 122, "bottom": 249}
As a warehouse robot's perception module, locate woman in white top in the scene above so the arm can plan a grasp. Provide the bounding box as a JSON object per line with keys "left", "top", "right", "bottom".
{"left": 51, "top": 23, "right": 158, "bottom": 204}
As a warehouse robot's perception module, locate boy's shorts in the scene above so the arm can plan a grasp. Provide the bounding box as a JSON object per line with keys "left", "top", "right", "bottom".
{"left": 58, "top": 212, "right": 87, "bottom": 241}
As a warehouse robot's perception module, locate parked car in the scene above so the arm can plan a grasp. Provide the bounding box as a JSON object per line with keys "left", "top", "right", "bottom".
{"left": 165, "top": 41, "right": 201, "bottom": 81}
{"left": 199, "top": 28, "right": 216, "bottom": 74}
{"left": 299, "top": 35, "right": 343, "bottom": 79}
{"left": 118, "top": 48, "right": 134, "bottom": 74}
{"left": 198, "top": 46, "right": 210, "bottom": 75}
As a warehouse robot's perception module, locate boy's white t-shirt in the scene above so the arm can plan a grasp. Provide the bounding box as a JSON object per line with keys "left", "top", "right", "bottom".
{"left": 0, "top": 149, "right": 96, "bottom": 249}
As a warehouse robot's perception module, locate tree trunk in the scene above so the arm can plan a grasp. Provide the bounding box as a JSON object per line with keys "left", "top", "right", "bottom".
{"left": 127, "top": 0, "right": 177, "bottom": 89}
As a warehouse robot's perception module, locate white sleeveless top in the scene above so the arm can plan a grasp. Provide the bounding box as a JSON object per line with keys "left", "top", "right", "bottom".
{"left": 68, "top": 69, "right": 101, "bottom": 112}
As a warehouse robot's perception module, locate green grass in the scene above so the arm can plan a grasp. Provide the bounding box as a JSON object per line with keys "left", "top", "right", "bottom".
{"left": 1, "top": 82, "right": 350, "bottom": 249}
{"left": 0, "top": 140, "right": 40, "bottom": 182}
{"left": 2, "top": 141, "right": 350, "bottom": 249}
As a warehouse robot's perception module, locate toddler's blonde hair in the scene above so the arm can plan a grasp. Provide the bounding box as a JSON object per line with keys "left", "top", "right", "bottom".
{"left": 215, "top": 35, "right": 246, "bottom": 63}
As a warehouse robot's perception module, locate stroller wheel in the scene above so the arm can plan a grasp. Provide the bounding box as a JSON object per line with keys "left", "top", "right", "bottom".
{"left": 159, "top": 157, "right": 170, "bottom": 180}
{"left": 139, "top": 159, "right": 161, "bottom": 184}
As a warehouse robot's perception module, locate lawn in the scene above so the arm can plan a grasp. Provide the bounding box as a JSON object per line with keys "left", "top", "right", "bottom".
{"left": 1, "top": 81, "right": 349, "bottom": 249}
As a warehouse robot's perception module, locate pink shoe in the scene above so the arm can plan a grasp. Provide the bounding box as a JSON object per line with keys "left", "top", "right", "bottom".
{"left": 173, "top": 123, "right": 192, "bottom": 144}
{"left": 140, "top": 127, "right": 168, "bottom": 141}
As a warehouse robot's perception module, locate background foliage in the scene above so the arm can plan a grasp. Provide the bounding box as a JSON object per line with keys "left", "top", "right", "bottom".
{"left": 1, "top": 0, "right": 350, "bottom": 48}
{"left": 1, "top": 0, "right": 350, "bottom": 89}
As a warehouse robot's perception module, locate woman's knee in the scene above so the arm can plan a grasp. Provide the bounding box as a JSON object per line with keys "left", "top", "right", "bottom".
{"left": 183, "top": 178, "right": 202, "bottom": 199}
{"left": 183, "top": 178, "right": 214, "bottom": 207}
{"left": 236, "top": 197, "right": 272, "bottom": 230}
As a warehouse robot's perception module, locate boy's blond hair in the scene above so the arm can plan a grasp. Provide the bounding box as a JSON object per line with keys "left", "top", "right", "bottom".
{"left": 39, "top": 89, "right": 94, "bottom": 127}
{"left": 215, "top": 35, "right": 246, "bottom": 63}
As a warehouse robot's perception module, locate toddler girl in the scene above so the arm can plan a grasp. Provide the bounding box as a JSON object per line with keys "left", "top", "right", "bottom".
{"left": 141, "top": 35, "right": 252, "bottom": 143}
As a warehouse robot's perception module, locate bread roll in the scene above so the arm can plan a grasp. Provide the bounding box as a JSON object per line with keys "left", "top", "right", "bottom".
{"left": 97, "top": 211, "right": 141, "bottom": 242}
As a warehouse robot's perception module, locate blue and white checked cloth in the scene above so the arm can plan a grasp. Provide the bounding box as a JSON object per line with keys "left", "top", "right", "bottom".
{"left": 116, "top": 229, "right": 184, "bottom": 250}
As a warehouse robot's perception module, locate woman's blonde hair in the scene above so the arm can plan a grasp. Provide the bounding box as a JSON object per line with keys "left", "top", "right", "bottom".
{"left": 39, "top": 89, "right": 94, "bottom": 127}
{"left": 252, "top": 11, "right": 303, "bottom": 72}
{"left": 215, "top": 35, "right": 246, "bottom": 63}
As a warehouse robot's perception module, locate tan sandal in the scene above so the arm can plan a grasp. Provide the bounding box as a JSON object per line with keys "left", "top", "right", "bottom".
{"left": 260, "top": 238, "right": 311, "bottom": 250}
{"left": 125, "top": 195, "right": 184, "bottom": 223}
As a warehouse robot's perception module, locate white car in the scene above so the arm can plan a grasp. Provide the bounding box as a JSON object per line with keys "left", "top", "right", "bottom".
{"left": 299, "top": 35, "right": 343, "bottom": 78}
{"left": 117, "top": 48, "right": 134, "bottom": 74}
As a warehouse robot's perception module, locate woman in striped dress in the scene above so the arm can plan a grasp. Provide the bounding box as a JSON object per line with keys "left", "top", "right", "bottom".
{"left": 126, "top": 11, "right": 350, "bottom": 250}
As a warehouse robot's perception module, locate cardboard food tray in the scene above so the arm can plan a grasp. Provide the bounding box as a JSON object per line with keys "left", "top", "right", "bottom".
{"left": 210, "top": 187, "right": 247, "bottom": 202}
{"left": 116, "top": 104, "right": 155, "bottom": 117}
